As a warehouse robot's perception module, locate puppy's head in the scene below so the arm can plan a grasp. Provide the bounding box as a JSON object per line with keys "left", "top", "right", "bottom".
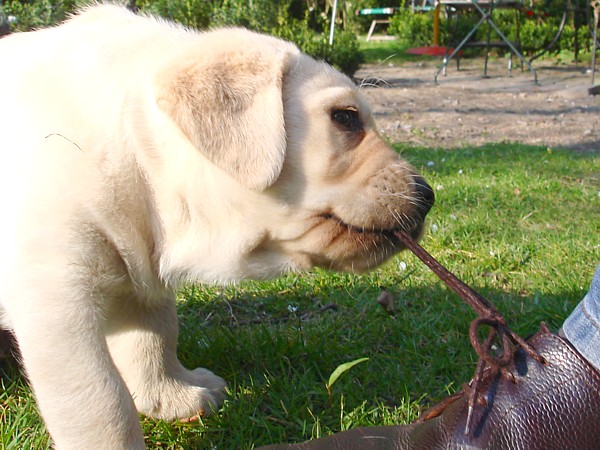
{"left": 155, "top": 29, "right": 433, "bottom": 278}
{"left": 267, "top": 55, "right": 434, "bottom": 272}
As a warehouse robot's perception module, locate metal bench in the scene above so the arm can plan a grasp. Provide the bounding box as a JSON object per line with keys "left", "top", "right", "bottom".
{"left": 356, "top": 7, "right": 399, "bottom": 41}
{"left": 434, "top": 0, "right": 537, "bottom": 83}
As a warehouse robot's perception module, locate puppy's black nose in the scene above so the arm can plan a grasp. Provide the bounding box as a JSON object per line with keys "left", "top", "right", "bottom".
{"left": 413, "top": 175, "right": 435, "bottom": 217}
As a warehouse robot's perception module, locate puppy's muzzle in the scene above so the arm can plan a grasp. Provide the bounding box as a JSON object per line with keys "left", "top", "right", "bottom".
{"left": 413, "top": 175, "right": 435, "bottom": 220}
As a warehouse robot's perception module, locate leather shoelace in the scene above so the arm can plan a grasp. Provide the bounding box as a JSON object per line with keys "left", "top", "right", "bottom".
{"left": 394, "top": 231, "right": 547, "bottom": 435}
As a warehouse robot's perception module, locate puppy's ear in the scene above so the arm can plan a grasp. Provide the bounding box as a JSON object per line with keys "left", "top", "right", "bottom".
{"left": 158, "top": 44, "right": 294, "bottom": 191}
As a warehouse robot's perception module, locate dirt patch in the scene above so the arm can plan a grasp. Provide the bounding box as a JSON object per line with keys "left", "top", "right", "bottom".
{"left": 355, "top": 59, "right": 600, "bottom": 152}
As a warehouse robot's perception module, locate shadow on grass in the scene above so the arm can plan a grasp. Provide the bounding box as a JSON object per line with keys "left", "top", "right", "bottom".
{"left": 0, "top": 276, "right": 587, "bottom": 448}
{"left": 172, "top": 277, "right": 589, "bottom": 447}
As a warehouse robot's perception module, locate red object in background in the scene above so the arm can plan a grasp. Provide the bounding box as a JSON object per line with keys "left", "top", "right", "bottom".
{"left": 406, "top": 46, "right": 463, "bottom": 56}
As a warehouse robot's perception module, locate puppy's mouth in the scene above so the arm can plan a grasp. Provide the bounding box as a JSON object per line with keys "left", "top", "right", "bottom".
{"left": 319, "top": 212, "right": 423, "bottom": 241}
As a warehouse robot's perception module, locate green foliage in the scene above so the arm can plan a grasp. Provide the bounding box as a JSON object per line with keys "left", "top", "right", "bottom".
{"left": 209, "top": 0, "right": 288, "bottom": 31}
{"left": 1, "top": 0, "right": 363, "bottom": 77}
{"left": 136, "top": 0, "right": 213, "bottom": 29}
{"left": 0, "top": 0, "right": 75, "bottom": 31}
{"left": 515, "top": 3, "right": 592, "bottom": 56}
{"left": 389, "top": 1, "right": 597, "bottom": 59}
{"left": 208, "top": 0, "right": 364, "bottom": 77}
{"left": 326, "top": 357, "right": 370, "bottom": 397}
{"left": 390, "top": 7, "right": 443, "bottom": 48}
{"left": 518, "top": 14, "right": 559, "bottom": 54}
{"left": 299, "top": 28, "right": 363, "bottom": 78}
{"left": 557, "top": 23, "right": 592, "bottom": 54}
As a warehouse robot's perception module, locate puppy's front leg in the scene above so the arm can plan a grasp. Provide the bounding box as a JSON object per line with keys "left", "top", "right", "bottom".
{"left": 106, "top": 299, "right": 226, "bottom": 421}
{"left": 13, "top": 293, "right": 145, "bottom": 450}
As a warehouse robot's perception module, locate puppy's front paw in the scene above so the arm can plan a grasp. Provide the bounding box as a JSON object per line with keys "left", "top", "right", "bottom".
{"left": 134, "top": 367, "right": 227, "bottom": 420}
{"left": 186, "top": 367, "right": 228, "bottom": 416}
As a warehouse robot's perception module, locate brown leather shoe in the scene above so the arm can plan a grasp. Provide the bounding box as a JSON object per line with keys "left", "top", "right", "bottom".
{"left": 260, "top": 325, "right": 600, "bottom": 449}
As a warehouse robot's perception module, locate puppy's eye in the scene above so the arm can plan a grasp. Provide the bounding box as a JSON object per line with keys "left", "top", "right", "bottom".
{"left": 331, "top": 108, "right": 361, "bottom": 131}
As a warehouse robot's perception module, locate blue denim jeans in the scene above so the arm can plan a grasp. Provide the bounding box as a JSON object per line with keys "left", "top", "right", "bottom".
{"left": 562, "top": 263, "right": 600, "bottom": 372}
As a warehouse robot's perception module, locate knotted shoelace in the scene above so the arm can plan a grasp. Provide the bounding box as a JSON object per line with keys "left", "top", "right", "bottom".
{"left": 394, "top": 231, "right": 547, "bottom": 435}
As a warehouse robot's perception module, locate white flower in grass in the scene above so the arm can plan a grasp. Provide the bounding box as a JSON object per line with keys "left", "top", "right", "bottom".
{"left": 398, "top": 261, "right": 407, "bottom": 271}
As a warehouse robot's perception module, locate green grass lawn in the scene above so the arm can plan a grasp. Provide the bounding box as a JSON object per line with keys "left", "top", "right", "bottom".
{"left": 360, "top": 38, "right": 425, "bottom": 65}
{"left": 1, "top": 144, "right": 598, "bottom": 449}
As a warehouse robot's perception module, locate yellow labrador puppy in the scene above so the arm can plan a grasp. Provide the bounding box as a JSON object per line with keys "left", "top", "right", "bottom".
{"left": 0, "top": 5, "right": 433, "bottom": 449}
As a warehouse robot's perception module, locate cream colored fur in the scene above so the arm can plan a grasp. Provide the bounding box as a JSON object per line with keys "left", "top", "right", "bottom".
{"left": 0, "top": 5, "right": 432, "bottom": 449}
